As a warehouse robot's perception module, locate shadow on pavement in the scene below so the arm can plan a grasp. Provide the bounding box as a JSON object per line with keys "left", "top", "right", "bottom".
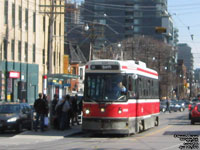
{"left": 18, "top": 125, "right": 82, "bottom": 138}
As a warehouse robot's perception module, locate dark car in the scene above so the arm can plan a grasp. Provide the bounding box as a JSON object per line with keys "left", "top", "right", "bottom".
{"left": 160, "top": 100, "right": 167, "bottom": 112}
{"left": 0, "top": 103, "right": 33, "bottom": 133}
{"left": 177, "top": 100, "right": 185, "bottom": 111}
{"left": 190, "top": 103, "right": 200, "bottom": 124}
{"left": 170, "top": 100, "right": 185, "bottom": 112}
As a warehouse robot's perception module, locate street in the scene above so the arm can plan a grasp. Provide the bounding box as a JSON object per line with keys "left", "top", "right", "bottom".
{"left": 0, "top": 110, "right": 199, "bottom": 150}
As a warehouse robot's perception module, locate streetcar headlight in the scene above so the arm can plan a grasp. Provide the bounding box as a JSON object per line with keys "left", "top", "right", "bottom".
{"left": 100, "top": 108, "right": 105, "bottom": 113}
{"left": 85, "top": 109, "right": 90, "bottom": 115}
{"left": 118, "top": 108, "right": 122, "bottom": 114}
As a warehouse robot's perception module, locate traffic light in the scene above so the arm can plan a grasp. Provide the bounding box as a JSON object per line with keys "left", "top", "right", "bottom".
{"left": 155, "top": 27, "right": 167, "bottom": 33}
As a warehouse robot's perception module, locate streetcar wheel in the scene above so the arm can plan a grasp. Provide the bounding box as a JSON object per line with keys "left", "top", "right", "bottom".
{"left": 139, "top": 121, "right": 144, "bottom": 132}
{"left": 155, "top": 117, "right": 159, "bottom": 126}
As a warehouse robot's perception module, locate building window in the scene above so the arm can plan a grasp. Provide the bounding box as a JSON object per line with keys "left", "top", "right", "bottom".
{"left": 4, "top": 0, "right": 8, "bottom": 24}
{"left": 33, "top": 12, "right": 36, "bottom": 32}
{"left": 134, "top": 12, "right": 143, "bottom": 17}
{"left": 54, "top": 51, "right": 56, "bottom": 66}
{"left": 25, "top": 9, "right": 28, "bottom": 30}
{"left": 54, "top": 21, "right": 56, "bottom": 35}
{"left": 25, "top": 42, "right": 28, "bottom": 62}
{"left": 43, "top": 49, "right": 45, "bottom": 64}
{"left": 59, "top": 22, "right": 61, "bottom": 36}
{"left": 18, "top": 41, "right": 21, "bottom": 61}
{"left": 59, "top": 52, "right": 61, "bottom": 66}
{"left": 134, "top": 27, "right": 141, "bottom": 32}
{"left": 32, "top": 44, "right": 35, "bottom": 62}
{"left": 43, "top": 16, "right": 45, "bottom": 32}
{"left": 3, "top": 39, "right": 7, "bottom": 59}
{"left": 11, "top": 40, "right": 15, "bottom": 60}
{"left": 80, "top": 68, "right": 83, "bottom": 80}
{"left": 72, "top": 67, "right": 76, "bottom": 75}
{"left": 134, "top": 19, "right": 140, "bottom": 25}
{"left": 12, "top": 3, "right": 15, "bottom": 27}
{"left": 19, "top": 6, "right": 22, "bottom": 28}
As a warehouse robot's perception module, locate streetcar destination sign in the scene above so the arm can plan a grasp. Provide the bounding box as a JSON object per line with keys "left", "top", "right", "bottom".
{"left": 90, "top": 65, "right": 119, "bottom": 70}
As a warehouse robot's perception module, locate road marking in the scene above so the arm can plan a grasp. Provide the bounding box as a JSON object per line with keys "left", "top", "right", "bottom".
{"left": 133, "top": 125, "right": 172, "bottom": 141}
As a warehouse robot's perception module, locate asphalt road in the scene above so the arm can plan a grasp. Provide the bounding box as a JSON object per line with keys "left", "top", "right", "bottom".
{"left": 0, "top": 110, "right": 199, "bottom": 150}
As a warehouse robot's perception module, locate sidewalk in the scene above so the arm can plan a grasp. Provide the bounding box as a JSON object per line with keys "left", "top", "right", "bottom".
{"left": 1, "top": 125, "right": 82, "bottom": 146}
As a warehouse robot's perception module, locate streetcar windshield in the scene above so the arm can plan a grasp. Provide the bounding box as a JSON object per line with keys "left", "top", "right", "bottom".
{"left": 84, "top": 73, "right": 127, "bottom": 102}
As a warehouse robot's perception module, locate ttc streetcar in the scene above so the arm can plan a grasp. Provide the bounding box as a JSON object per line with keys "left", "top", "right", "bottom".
{"left": 82, "top": 59, "right": 159, "bottom": 134}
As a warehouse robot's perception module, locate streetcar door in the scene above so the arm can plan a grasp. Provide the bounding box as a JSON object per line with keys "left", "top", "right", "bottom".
{"left": 128, "top": 74, "right": 139, "bottom": 133}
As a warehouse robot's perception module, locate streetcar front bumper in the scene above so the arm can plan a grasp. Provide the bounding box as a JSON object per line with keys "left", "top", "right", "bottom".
{"left": 82, "top": 117, "right": 135, "bottom": 134}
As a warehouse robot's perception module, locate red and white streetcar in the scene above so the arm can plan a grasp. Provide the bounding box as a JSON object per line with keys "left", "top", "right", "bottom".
{"left": 82, "top": 59, "right": 160, "bottom": 134}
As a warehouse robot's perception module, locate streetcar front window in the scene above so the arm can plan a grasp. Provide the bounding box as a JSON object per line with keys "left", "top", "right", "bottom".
{"left": 84, "top": 73, "right": 127, "bottom": 102}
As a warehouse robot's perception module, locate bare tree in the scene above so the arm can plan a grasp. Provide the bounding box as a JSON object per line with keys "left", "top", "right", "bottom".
{"left": 98, "top": 35, "right": 176, "bottom": 99}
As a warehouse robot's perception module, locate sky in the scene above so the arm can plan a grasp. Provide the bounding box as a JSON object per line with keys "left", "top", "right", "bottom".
{"left": 76, "top": 0, "right": 200, "bottom": 69}
{"left": 168, "top": 0, "right": 200, "bottom": 69}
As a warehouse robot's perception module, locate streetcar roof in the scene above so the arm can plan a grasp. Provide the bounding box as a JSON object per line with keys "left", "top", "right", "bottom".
{"left": 85, "top": 59, "right": 158, "bottom": 79}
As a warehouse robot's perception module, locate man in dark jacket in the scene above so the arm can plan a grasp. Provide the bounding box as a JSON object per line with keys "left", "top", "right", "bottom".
{"left": 51, "top": 94, "right": 59, "bottom": 129}
{"left": 71, "top": 94, "right": 79, "bottom": 125}
{"left": 34, "top": 93, "right": 46, "bottom": 131}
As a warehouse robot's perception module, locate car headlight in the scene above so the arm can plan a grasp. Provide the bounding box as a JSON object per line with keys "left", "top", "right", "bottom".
{"left": 7, "top": 117, "right": 18, "bottom": 122}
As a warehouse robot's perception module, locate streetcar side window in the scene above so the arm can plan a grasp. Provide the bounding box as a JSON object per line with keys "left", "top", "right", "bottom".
{"left": 128, "top": 76, "right": 136, "bottom": 98}
{"left": 137, "top": 76, "right": 159, "bottom": 99}
{"left": 138, "top": 77, "right": 143, "bottom": 98}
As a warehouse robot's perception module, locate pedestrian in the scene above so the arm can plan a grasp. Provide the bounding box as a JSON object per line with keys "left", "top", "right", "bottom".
{"left": 71, "top": 94, "right": 79, "bottom": 125}
{"left": 51, "top": 94, "right": 59, "bottom": 129}
{"left": 33, "top": 93, "right": 46, "bottom": 132}
{"left": 165, "top": 98, "right": 171, "bottom": 113}
{"left": 56, "top": 94, "right": 71, "bottom": 130}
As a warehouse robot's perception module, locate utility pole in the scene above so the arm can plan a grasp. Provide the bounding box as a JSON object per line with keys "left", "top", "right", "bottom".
{"left": 87, "top": 23, "right": 97, "bottom": 61}
{"left": 48, "top": 0, "right": 55, "bottom": 74}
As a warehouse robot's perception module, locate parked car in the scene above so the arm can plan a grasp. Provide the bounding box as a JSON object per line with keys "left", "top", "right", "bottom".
{"left": 160, "top": 100, "right": 167, "bottom": 112}
{"left": 170, "top": 100, "right": 185, "bottom": 112}
{"left": 0, "top": 103, "right": 33, "bottom": 133}
{"left": 181, "top": 99, "right": 190, "bottom": 108}
{"left": 177, "top": 100, "right": 186, "bottom": 111}
{"left": 190, "top": 103, "right": 200, "bottom": 124}
{"left": 188, "top": 98, "right": 200, "bottom": 119}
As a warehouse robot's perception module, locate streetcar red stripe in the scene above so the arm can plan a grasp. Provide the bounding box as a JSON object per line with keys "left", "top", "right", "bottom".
{"left": 137, "top": 68, "right": 158, "bottom": 76}
{"left": 83, "top": 102, "right": 160, "bottom": 118}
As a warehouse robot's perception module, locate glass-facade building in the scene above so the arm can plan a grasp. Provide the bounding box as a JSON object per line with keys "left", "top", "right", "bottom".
{"left": 83, "top": 0, "right": 173, "bottom": 49}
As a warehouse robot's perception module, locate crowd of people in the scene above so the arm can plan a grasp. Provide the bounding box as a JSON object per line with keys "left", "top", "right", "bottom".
{"left": 33, "top": 93, "right": 82, "bottom": 132}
